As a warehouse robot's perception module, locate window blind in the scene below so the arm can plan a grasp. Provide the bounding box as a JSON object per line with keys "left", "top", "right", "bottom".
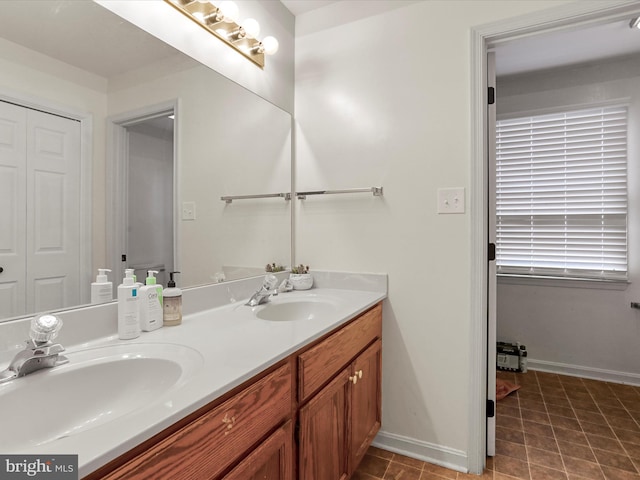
{"left": 495, "top": 105, "right": 628, "bottom": 280}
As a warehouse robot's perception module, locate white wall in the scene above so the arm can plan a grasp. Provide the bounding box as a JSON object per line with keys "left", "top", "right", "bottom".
{"left": 496, "top": 56, "right": 640, "bottom": 381}
{"left": 127, "top": 125, "right": 175, "bottom": 287}
{"left": 294, "top": 0, "right": 573, "bottom": 471}
{"left": 107, "top": 63, "right": 291, "bottom": 287}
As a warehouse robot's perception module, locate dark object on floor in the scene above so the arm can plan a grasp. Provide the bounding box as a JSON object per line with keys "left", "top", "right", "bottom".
{"left": 496, "top": 378, "right": 520, "bottom": 400}
{"left": 497, "top": 341, "right": 527, "bottom": 372}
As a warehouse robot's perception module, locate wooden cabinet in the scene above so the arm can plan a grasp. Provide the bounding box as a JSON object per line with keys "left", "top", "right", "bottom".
{"left": 86, "top": 302, "right": 382, "bottom": 480}
{"left": 298, "top": 304, "right": 383, "bottom": 479}
{"left": 223, "top": 421, "right": 293, "bottom": 480}
{"left": 350, "top": 339, "right": 382, "bottom": 470}
{"left": 299, "top": 369, "right": 350, "bottom": 480}
{"left": 99, "top": 363, "right": 293, "bottom": 480}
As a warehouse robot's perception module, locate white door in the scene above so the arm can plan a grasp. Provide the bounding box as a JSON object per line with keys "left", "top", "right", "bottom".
{"left": 0, "top": 100, "right": 81, "bottom": 318}
{"left": 0, "top": 101, "right": 27, "bottom": 318}
{"left": 26, "top": 109, "right": 81, "bottom": 314}
{"left": 487, "top": 51, "right": 497, "bottom": 456}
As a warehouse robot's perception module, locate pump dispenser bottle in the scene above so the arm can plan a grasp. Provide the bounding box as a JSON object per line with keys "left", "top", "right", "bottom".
{"left": 125, "top": 268, "right": 143, "bottom": 290}
{"left": 139, "top": 270, "right": 163, "bottom": 332}
{"left": 91, "top": 269, "right": 112, "bottom": 304}
{"left": 117, "top": 271, "right": 140, "bottom": 339}
{"left": 163, "top": 271, "right": 182, "bottom": 326}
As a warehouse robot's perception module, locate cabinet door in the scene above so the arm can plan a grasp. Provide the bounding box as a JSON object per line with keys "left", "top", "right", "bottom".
{"left": 350, "top": 339, "right": 382, "bottom": 472}
{"left": 299, "top": 369, "right": 350, "bottom": 480}
{"left": 223, "top": 421, "right": 293, "bottom": 480}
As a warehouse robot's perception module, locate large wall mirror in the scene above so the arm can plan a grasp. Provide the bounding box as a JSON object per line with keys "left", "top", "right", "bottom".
{"left": 0, "top": 0, "right": 292, "bottom": 322}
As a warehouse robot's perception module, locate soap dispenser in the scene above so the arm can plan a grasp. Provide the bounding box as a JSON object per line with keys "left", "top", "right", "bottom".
{"left": 125, "top": 268, "right": 143, "bottom": 290}
{"left": 117, "top": 271, "right": 140, "bottom": 340}
{"left": 139, "top": 270, "right": 163, "bottom": 332}
{"left": 163, "top": 271, "right": 182, "bottom": 326}
{"left": 91, "top": 268, "right": 112, "bottom": 304}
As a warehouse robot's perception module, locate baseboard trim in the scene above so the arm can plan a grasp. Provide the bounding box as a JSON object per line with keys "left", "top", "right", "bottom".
{"left": 372, "top": 430, "right": 468, "bottom": 473}
{"left": 528, "top": 359, "right": 640, "bottom": 386}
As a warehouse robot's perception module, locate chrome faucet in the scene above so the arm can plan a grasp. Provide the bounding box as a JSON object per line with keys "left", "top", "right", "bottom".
{"left": 0, "top": 314, "right": 68, "bottom": 384}
{"left": 246, "top": 274, "right": 279, "bottom": 307}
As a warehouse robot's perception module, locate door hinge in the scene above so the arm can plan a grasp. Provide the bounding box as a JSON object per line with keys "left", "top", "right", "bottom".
{"left": 487, "top": 399, "right": 495, "bottom": 418}
{"left": 488, "top": 243, "right": 496, "bottom": 262}
{"left": 488, "top": 87, "right": 495, "bottom": 105}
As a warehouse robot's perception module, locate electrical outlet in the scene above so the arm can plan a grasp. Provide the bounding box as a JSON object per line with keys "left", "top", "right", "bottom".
{"left": 182, "top": 201, "right": 196, "bottom": 221}
{"left": 437, "top": 188, "right": 465, "bottom": 214}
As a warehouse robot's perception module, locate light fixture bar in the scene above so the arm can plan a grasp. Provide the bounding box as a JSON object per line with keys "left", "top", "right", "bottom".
{"left": 165, "top": 0, "right": 266, "bottom": 68}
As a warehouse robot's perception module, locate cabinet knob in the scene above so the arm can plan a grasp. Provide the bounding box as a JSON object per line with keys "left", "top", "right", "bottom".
{"left": 358, "top": 370, "right": 363, "bottom": 379}
{"left": 349, "top": 375, "right": 358, "bottom": 385}
{"left": 222, "top": 413, "right": 236, "bottom": 435}
{"left": 0, "top": 267, "right": 3, "bottom": 273}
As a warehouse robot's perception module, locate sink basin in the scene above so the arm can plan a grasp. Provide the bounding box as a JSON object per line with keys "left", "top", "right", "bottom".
{"left": 0, "top": 343, "right": 203, "bottom": 450}
{"left": 255, "top": 298, "right": 340, "bottom": 322}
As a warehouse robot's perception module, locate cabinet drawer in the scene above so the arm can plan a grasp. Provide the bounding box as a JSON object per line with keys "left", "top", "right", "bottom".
{"left": 104, "top": 363, "right": 292, "bottom": 480}
{"left": 298, "top": 303, "right": 381, "bottom": 403}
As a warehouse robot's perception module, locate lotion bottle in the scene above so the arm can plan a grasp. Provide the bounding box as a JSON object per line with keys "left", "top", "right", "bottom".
{"left": 91, "top": 268, "right": 112, "bottom": 304}
{"left": 117, "top": 271, "right": 140, "bottom": 339}
{"left": 139, "top": 270, "right": 163, "bottom": 332}
{"left": 163, "top": 271, "right": 182, "bottom": 326}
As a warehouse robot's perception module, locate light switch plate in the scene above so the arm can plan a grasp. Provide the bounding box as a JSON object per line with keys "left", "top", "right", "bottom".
{"left": 437, "top": 188, "right": 465, "bottom": 214}
{"left": 182, "top": 201, "right": 196, "bottom": 220}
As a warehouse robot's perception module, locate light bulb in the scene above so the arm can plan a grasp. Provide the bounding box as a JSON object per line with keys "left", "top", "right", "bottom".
{"left": 261, "top": 36, "right": 279, "bottom": 56}
{"left": 192, "top": 11, "right": 205, "bottom": 22}
{"left": 242, "top": 18, "right": 260, "bottom": 38}
{"left": 219, "top": 1, "right": 239, "bottom": 23}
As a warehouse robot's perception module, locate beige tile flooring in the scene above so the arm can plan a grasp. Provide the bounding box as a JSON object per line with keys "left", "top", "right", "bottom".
{"left": 353, "top": 371, "right": 640, "bottom": 479}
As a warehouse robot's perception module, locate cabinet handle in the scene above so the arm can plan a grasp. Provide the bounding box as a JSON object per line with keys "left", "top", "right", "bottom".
{"left": 222, "top": 413, "right": 236, "bottom": 435}
{"left": 349, "top": 375, "right": 358, "bottom": 385}
{"left": 358, "top": 370, "right": 363, "bottom": 379}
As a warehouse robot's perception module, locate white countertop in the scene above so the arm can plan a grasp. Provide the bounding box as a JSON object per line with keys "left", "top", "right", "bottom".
{"left": 0, "top": 281, "right": 386, "bottom": 478}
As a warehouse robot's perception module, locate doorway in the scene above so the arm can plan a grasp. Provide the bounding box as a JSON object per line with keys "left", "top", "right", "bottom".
{"left": 107, "top": 101, "right": 178, "bottom": 290}
{"left": 468, "top": 2, "right": 640, "bottom": 474}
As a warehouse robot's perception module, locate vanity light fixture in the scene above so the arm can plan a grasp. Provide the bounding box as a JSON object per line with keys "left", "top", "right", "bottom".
{"left": 630, "top": 17, "right": 640, "bottom": 29}
{"left": 165, "top": 0, "right": 279, "bottom": 68}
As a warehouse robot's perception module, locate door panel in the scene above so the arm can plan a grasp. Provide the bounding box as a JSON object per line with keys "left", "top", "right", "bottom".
{"left": 0, "top": 101, "right": 26, "bottom": 318}
{"left": 26, "top": 109, "right": 81, "bottom": 314}
{"left": 350, "top": 340, "right": 382, "bottom": 472}
{"left": 299, "top": 369, "right": 350, "bottom": 480}
{"left": 487, "top": 50, "right": 497, "bottom": 457}
{"left": 223, "top": 421, "right": 293, "bottom": 480}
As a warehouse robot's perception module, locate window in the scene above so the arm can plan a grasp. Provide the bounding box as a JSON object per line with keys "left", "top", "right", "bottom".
{"left": 495, "top": 105, "right": 628, "bottom": 281}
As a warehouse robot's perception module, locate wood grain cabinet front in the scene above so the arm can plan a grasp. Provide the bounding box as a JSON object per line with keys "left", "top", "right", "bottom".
{"left": 222, "top": 421, "right": 293, "bottom": 480}
{"left": 297, "top": 304, "right": 383, "bottom": 480}
{"left": 88, "top": 301, "right": 383, "bottom": 480}
{"left": 101, "top": 363, "right": 292, "bottom": 480}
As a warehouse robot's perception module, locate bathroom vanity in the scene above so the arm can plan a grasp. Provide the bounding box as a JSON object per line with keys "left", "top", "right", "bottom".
{"left": 0, "top": 272, "right": 386, "bottom": 480}
{"left": 89, "top": 302, "right": 382, "bottom": 480}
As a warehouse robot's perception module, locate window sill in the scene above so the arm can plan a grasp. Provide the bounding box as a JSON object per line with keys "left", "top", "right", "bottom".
{"left": 497, "top": 274, "right": 630, "bottom": 291}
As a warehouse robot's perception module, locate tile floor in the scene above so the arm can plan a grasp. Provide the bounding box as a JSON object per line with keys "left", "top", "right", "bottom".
{"left": 353, "top": 370, "right": 640, "bottom": 479}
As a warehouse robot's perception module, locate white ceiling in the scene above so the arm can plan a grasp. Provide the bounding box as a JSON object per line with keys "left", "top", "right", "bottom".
{"left": 279, "top": 0, "right": 338, "bottom": 16}
{"left": 0, "top": 0, "right": 182, "bottom": 79}
{"left": 0, "top": 1, "right": 638, "bottom": 80}
{"left": 494, "top": 18, "right": 640, "bottom": 76}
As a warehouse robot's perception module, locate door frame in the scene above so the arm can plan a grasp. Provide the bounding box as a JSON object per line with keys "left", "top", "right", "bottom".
{"left": 467, "top": 0, "right": 640, "bottom": 474}
{"left": 106, "top": 99, "right": 180, "bottom": 288}
{"left": 0, "top": 88, "right": 93, "bottom": 305}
